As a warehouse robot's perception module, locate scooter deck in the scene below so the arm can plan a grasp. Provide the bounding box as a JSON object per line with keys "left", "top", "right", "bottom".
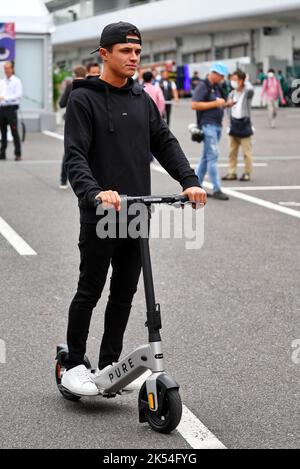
{"left": 58, "top": 383, "right": 120, "bottom": 399}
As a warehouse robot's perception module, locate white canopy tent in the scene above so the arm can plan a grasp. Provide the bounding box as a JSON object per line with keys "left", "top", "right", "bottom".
{"left": 1, "top": 0, "right": 48, "bottom": 16}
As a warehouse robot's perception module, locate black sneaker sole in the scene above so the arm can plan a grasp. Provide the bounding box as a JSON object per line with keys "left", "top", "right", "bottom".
{"left": 221, "top": 175, "right": 237, "bottom": 181}
{"left": 212, "top": 192, "right": 229, "bottom": 201}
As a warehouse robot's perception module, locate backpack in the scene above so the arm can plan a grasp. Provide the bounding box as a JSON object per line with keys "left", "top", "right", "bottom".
{"left": 159, "top": 79, "right": 173, "bottom": 101}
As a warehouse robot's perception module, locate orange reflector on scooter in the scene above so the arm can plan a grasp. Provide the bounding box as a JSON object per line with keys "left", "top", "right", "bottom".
{"left": 148, "top": 393, "right": 155, "bottom": 410}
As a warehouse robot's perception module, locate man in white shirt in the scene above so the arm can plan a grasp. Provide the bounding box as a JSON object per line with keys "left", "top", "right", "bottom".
{"left": 0, "top": 61, "right": 23, "bottom": 160}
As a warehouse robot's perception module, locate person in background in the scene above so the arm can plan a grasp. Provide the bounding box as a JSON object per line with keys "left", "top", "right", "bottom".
{"left": 277, "top": 70, "right": 289, "bottom": 105}
{"left": 191, "top": 62, "right": 231, "bottom": 200}
{"left": 0, "top": 61, "right": 23, "bottom": 161}
{"left": 135, "top": 67, "right": 144, "bottom": 85}
{"left": 142, "top": 71, "right": 165, "bottom": 116}
{"left": 190, "top": 71, "right": 201, "bottom": 96}
{"left": 151, "top": 67, "right": 161, "bottom": 86}
{"left": 86, "top": 62, "right": 101, "bottom": 76}
{"left": 159, "top": 70, "right": 179, "bottom": 126}
{"left": 261, "top": 68, "right": 285, "bottom": 128}
{"left": 222, "top": 69, "right": 254, "bottom": 182}
{"left": 59, "top": 65, "right": 86, "bottom": 189}
{"left": 223, "top": 73, "right": 232, "bottom": 98}
{"left": 257, "top": 68, "right": 267, "bottom": 84}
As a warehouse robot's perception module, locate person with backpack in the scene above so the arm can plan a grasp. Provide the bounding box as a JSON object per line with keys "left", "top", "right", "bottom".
{"left": 190, "top": 71, "right": 201, "bottom": 96}
{"left": 191, "top": 63, "right": 231, "bottom": 200}
{"left": 261, "top": 68, "right": 285, "bottom": 128}
{"left": 222, "top": 70, "right": 254, "bottom": 182}
{"left": 159, "top": 70, "right": 179, "bottom": 126}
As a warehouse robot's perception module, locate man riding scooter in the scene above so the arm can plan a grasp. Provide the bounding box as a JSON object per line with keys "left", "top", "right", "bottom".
{"left": 61, "top": 21, "right": 206, "bottom": 396}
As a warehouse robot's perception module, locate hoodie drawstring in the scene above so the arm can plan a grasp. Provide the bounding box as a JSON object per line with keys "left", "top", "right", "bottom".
{"left": 105, "top": 86, "right": 115, "bottom": 133}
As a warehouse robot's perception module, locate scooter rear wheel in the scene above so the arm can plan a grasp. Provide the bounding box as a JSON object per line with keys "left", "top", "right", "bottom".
{"left": 55, "top": 362, "right": 82, "bottom": 401}
{"left": 55, "top": 354, "right": 92, "bottom": 402}
{"left": 139, "top": 382, "right": 182, "bottom": 434}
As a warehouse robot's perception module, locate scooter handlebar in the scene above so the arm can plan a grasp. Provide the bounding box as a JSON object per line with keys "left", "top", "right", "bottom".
{"left": 94, "top": 194, "right": 190, "bottom": 207}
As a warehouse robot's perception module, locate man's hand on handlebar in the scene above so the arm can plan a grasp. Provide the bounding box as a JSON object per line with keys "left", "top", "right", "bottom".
{"left": 181, "top": 186, "right": 207, "bottom": 208}
{"left": 95, "top": 188, "right": 206, "bottom": 210}
{"left": 95, "top": 190, "right": 121, "bottom": 212}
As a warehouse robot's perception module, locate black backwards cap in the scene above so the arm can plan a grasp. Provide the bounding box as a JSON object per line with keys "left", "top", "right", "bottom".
{"left": 90, "top": 21, "right": 142, "bottom": 54}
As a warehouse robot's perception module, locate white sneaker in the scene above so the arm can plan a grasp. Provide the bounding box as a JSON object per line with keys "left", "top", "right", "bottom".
{"left": 61, "top": 365, "right": 99, "bottom": 396}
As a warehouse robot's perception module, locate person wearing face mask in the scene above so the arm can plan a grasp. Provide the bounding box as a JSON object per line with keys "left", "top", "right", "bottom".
{"left": 222, "top": 70, "right": 254, "bottom": 182}
{"left": 261, "top": 68, "right": 285, "bottom": 128}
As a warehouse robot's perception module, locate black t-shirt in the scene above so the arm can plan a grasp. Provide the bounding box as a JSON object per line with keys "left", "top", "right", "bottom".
{"left": 192, "top": 79, "right": 224, "bottom": 127}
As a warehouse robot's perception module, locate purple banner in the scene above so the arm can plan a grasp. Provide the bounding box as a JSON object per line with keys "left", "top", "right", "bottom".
{"left": 0, "top": 23, "right": 15, "bottom": 61}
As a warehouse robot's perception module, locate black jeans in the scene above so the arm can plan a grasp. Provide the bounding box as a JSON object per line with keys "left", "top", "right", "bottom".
{"left": 60, "top": 153, "right": 67, "bottom": 184}
{"left": 0, "top": 106, "right": 21, "bottom": 158}
{"left": 164, "top": 104, "right": 172, "bottom": 126}
{"left": 66, "top": 223, "right": 142, "bottom": 370}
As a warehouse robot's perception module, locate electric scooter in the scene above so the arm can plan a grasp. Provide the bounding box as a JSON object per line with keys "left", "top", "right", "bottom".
{"left": 55, "top": 194, "right": 192, "bottom": 434}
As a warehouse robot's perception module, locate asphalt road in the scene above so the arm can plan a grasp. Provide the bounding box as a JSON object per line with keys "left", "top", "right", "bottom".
{"left": 0, "top": 104, "right": 299, "bottom": 449}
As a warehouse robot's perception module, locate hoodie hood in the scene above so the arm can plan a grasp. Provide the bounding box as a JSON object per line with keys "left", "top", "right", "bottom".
{"left": 72, "top": 75, "right": 141, "bottom": 93}
{"left": 72, "top": 76, "right": 143, "bottom": 132}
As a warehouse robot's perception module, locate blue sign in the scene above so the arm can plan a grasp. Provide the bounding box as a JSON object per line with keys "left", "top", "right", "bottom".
{"left": 0, "top": 23, "right": 15, "bottom": 61}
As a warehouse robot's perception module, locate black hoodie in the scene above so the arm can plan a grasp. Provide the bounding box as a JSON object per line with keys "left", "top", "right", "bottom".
{"left": 64, "top": 76, "right": 200, "bottom": 223}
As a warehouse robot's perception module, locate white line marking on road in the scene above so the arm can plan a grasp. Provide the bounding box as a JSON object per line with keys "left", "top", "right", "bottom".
{"left": 151, "top": 164, "right": 300, "bottom": 219}
{"left": 0, "top": 216, "right": 37, "bottom": 256}
{"left": 42, "top": 130, "right": 64, "bottom": 141}
{"left": 224, "top": 186, "right": 300, "bottom": 191}
{"left": 177, "top": 405, "right": 226, "bottom": 449}
{"left": 203, "top": 182, "right": 300, "bottom": 219}
{"left": 249, "top": 156, "right": 300, "bottom": 160}
{"left": 189, "top": 156, "right": 300, "bottom": 161}
{"left": 190, "top": 163, "right": 267, "bottom": 168}
{"left": 4, "top": 160, "right": 61, "bottom": 164}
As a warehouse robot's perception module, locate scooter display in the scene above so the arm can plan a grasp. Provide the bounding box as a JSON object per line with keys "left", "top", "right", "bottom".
{"left": 55, "top": 194, "right": 192, "bottom": 434}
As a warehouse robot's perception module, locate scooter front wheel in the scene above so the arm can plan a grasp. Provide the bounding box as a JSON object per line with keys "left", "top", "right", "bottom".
{"left": 139, "top": 382, "right": 182, "bottom": 434}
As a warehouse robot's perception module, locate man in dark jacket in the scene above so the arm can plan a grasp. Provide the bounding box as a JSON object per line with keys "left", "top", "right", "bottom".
{"left": 61, "top": 22, "right": 206, "bottom": 396}
{"left": 159, "top": 70, "right": 179, "bottom": 126}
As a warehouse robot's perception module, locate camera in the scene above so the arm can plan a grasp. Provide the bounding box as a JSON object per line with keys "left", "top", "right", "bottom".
{"left": 188, "top": 123, "right": 204, "bottom": 143}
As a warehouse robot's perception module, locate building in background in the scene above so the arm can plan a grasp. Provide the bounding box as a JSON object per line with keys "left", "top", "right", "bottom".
{"left": 46, "top": 0, "right": 300, "bottom": 84}
{"left": 1, "top": 0, "right": 56, "bottom": 131}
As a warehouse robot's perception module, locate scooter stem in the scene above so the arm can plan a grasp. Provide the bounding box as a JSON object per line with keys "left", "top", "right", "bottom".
{"left": 139, "top": 235, "right": 162, "bottom": 343}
